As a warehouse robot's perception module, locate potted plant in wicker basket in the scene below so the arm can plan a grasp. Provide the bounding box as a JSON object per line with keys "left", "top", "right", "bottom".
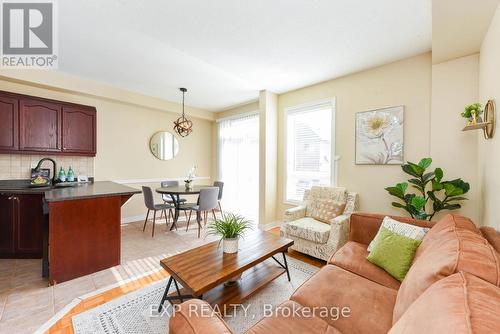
{"left": 207, "top": 214, "right": 252, "bottom": 254}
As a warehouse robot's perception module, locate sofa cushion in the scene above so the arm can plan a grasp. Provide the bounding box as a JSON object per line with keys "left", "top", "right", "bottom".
{"left": 349, "top": 213, "right": 433, "bottom": 246}
{"left": 285, "top": 217, "right": 331, "bottom": 244}
{"left": 367, "top": 216, "right": 429, "bottom": 252}
{"left": 291, "top": 265, "right": 397, "bottom": 334}
{"left": 415, "top": 214, "right": 480, "bottom": 258}
{"left": 393, "top": 215, "right": 500, "bottom": 323}
{"left": 480, "top": 226, "right": 500, "bottom": 254}
{"left": 329, "top": 241, "right": 401, "bottom": 290}
{"left": 169, "top": 299, "right": 234, "bottom": 334}
{"left": 246, "top": 300, "right": 343, "bottom": 334}
{"left": 367, "top": 227, "right": 422, "bottom": 282}
{"left": 389, "top": 272, "right": 500, "bottom": 334}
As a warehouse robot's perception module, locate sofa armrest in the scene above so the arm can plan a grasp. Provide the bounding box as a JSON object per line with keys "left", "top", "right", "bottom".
{"left": 349, "top": 212, "right": 434, "bottom": 245}
{"left": 170, "top": 299, "right": 234, "bottom": 334}
{"left": 284, "top": 205, "right": 306, "bottom": 222}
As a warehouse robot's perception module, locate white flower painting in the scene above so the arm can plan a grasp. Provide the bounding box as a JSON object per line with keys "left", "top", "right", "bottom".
{"left": 355, "top": 106, "right": 404, "bottom": 165}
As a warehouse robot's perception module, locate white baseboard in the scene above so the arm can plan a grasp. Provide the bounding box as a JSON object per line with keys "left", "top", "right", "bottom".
{"left": 259, "top": 220, "right": 283, "bottom": 231}
{"left": 121, "top": 214, "right": 146, "bottom": 225}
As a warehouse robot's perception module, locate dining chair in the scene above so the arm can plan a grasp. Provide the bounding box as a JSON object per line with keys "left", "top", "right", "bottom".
{"left": 183, "top": 187, "right": 219, "bottom": 238}
{"left": 142, "top": 186, "right": 173, "bottom": 237}
{"left": 160, "top": 180, "right": 188, "bottom": 222}
{"left": 213, "top": 181, "right": 224, "bottom": 219}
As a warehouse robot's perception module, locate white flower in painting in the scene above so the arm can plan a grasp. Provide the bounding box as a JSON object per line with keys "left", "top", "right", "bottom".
{"left": 363, "top": 114, "right": 390, "bottom": 139}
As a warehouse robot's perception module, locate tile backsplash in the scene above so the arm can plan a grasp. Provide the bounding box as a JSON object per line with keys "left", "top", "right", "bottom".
{"left": 0, "top": 154, "right": 94, "bottom": 180}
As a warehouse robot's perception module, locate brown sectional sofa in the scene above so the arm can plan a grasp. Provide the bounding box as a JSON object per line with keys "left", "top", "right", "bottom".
{"left": 169, "top": 213, "right": 500, "bottom": 334}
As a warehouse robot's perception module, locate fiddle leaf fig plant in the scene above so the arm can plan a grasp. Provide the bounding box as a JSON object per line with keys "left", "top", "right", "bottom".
{"left": 385, "top": 158, "right": 470, "bottom": 220}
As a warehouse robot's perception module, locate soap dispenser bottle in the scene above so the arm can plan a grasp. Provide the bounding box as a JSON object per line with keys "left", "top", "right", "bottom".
{"left": 67, "top": 166, "right": 75, "bottom": 182}
{"left": 58, "top": 167, "right": 66, "bottom": 182}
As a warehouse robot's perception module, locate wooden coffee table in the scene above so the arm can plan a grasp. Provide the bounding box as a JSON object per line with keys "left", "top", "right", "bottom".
{"left": 158, "top": 230, "right": 294, "bottom": 311}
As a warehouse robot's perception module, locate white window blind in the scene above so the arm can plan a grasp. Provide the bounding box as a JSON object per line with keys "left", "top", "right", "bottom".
{"left": 285, "top": 101, "right": 334, "bottom": 203}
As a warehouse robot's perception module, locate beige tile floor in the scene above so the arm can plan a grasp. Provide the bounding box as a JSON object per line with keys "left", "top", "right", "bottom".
{"left": 0, "top": 217, "right": 219, "bottom": 334}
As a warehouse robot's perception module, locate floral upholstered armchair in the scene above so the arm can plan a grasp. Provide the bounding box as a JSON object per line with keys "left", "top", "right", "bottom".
{"left": 280, "top": 186, "right": 358, "bottom": 261}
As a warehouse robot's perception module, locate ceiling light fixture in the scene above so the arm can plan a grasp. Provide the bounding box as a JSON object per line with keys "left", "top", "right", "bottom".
{"left": 173, "top": 88, "right": 193, "bottom": 137}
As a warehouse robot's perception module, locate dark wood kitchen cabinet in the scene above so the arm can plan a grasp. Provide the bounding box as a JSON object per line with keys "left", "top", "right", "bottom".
{"left": 20, "top": 99, "right": 62, "bottom": 152}
{"left": 0, "top": 194, "right": 15, "bottom": 255}
{"left": 62, "top": 106, "right": 96, "bottom": 155}
{"left": 0, "top": 90, "right": 97, "bottom": 156}
{"left": 0, "top": 95, "right": 19, "bottom": 152}
{"left": 0, "top": 193, "right": 44, "bottom": 258}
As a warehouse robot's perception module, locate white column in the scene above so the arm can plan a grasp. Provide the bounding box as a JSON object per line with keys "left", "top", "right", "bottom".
{"left": 259, "top": 90, "right": 278, "bottom": 225}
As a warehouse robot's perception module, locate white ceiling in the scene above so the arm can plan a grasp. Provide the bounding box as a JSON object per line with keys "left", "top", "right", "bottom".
{"left": 58, "top": 0, "right": 431, "bottom": 111}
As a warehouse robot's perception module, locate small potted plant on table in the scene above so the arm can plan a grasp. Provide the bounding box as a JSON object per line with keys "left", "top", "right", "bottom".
{"left": 207, "top": 214, "right": 252, "bottom": 254}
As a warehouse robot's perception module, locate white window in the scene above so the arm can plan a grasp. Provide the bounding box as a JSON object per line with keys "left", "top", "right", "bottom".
{"left": 217, "top": 113, "right": 259, "bottom": 222}
{"left": 285, "top": 100, "right": 335, "bottom": 203}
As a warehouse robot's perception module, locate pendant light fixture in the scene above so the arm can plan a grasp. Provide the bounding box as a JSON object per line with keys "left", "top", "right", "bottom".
{"left": 173, "top": 87, "right": 193, "bottom": 137}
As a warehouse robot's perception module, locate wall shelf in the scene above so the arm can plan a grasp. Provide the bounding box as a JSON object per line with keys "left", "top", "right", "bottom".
{"left": 462, "top": 122, "right": 491, "bottom": 131}
{"left": 461, "top": 99, "right": 495, "bottom": 139}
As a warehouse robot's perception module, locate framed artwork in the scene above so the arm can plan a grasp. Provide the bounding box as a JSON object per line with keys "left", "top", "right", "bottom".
{"left": 355, "top": 106, "right": 404, "bottom": 165}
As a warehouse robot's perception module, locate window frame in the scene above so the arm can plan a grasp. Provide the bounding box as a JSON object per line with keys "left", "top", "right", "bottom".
{"left": 283, "top": 98, "right": 336, "bottom": 205}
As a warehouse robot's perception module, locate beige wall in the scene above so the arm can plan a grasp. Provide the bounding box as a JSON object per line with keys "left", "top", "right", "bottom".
{"left": 478, "top": 3, "right": 500, "bottom": 229}
{"left": 277, "top": 53, "right": 433, "bottom": 218}
{"left": 431, "top": 54, "right": 479, "bottom": 221}
{"left": 0, "top": 75, "right": 214, "bottom": 221}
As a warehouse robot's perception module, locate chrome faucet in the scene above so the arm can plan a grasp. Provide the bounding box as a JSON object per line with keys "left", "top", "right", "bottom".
{"left": 34, "top": 158, "right": 57, "bottom": 185}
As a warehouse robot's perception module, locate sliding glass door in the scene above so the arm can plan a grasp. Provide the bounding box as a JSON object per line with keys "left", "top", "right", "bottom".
{"left": 217, "top": 113, "right": 259, "bottom": 223}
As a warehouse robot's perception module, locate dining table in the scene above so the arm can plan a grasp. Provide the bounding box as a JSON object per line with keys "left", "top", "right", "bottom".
{"left": 155, "top": 185, "right": 213, "bottom": 231}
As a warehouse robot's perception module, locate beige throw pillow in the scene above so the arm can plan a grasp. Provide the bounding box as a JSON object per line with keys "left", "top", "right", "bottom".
{"left": 308, "top": 199, "right": 346, "bottom": 223}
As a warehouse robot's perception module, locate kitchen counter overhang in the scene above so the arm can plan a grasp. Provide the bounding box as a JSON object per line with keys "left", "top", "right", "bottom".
{"left": 44, "top": 181, "right": 141, "bottom": 202}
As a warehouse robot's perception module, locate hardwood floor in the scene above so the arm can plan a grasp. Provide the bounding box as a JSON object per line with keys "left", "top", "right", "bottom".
{"left": 45, "top": 226, "right": 324, "bottom": 334}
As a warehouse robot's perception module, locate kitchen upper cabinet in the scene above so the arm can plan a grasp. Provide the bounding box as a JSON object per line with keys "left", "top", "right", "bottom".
{"left": 0, "top": 90, "right": 97, "bottom": 156}
{"left": 20, "top": 99, "right": 62, "bottom": 152}
{"left": 0, "top": 95, "right": 19, "bottom": 152}
{"left": 62, "top": 106, "right": 96, "bottom": 155}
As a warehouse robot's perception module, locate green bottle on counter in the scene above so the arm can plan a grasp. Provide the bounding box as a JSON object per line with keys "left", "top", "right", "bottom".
{"left": 67, "top": 166, "right": 75, "bottom": 182}
{"left": 58, "top": 167, "right": 66, "bottom": 182}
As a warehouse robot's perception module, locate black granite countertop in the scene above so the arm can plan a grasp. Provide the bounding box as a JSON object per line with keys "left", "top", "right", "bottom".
{"left": 0, "top": 180, "right": 140, "bottom": 202}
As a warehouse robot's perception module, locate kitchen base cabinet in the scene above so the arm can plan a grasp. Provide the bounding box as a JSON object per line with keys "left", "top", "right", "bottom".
{"left": 0, "top": 193, "right": 44, "bottom": 258}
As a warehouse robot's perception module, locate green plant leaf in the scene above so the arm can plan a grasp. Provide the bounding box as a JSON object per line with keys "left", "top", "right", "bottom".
{"left": 443, "top": 179, "right": 470, "bottom": 194}
{"left": 432, "top": 179, "right": 444, "bottom": 191}
{"left": 408, "top": 162, "right": 425, "bottom": 177}
{"left": 422, "top": 172, "right": 435, "bottom": 183}
{"left": 385, "top": 182, "right": 408, "bottom": 199}
{"left": 411, "top": 196, "right": 426, "bottom": 211}
{"left": 206, "top": 213, "right": 253, "bottom": 239}
{"left": 434, "top": 168, "right": 443, "bottom": 182}
{"left": 443, "top": 203, "right": 461, "bottom": 210}
{"left": 443, "top": 183, "right": 465, "bottom": 197}
{"left": 445, "top": 196, "right": 468, "bottom": 201}
{"left": 402, "top": 164, "right": 421, "bottom": 178}
{"left": 418, "top": 158, "right": 432, "bottom": 170}
{"left": 427, "top": 191, "right": 437, "bottom": 201}
{"left": 391, "top": 202, "right": 407, "bottom": 209}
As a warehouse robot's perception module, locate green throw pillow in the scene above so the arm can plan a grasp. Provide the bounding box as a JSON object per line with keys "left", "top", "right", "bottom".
{"left": 367, "top": 226, "right": 422, "bottom": 282}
